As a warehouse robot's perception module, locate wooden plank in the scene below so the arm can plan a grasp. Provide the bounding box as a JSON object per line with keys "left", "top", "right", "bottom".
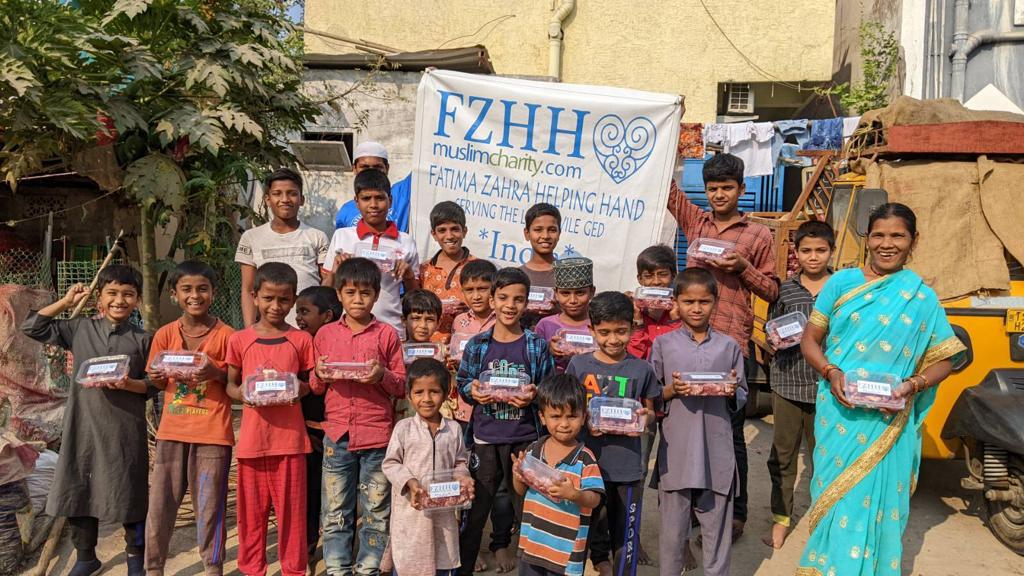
{"left": 883, "top": 121, "right": 1024, "bottom": 155}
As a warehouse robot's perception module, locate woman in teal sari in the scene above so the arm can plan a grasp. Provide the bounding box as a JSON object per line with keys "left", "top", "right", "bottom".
{"left": 796, "top": 203, "right": 965, "bottom": 576}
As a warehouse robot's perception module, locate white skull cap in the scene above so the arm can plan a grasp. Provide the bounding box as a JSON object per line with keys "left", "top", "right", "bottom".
{"left": 353, "top": 141, "right": 388, "bottom": 161}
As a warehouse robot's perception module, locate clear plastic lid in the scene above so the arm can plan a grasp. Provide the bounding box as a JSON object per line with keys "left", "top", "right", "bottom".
{"left": 526, "top": 286, "right": 555, "bottom": 312}
{"left": 440, "top": 297, "right": 464, "bottom": 316}
{"left": 765, "top": 311, "right": 807, "bottom": 350}
{"left": 76, "top": 355, "right": 131, "bottom": 388}
{"left": 402, "top": 342, "right": 445, "bottom": 364}
{"left": 554, "top": 328, "right": 597, "bottom": 355}
{"left": 520, "top": 453, "right": 567, "bottom": 502}
{"left": 687, "top": 238, "right": 737, "bottom": 262}
{"left": 353, "top": 242, "right": 398, "bottom": 271}
{"left": 677, "top": 371, "right": 738, "bottom": 397}
{"left": 588, "top": 396, "right": 646, "bottom": 435}
{"left": 634, "top": 286, "right": 675, "bottom": 310}
{"left": 478, "top": 369, "right": 532, "bottom": 403}
{"left": 320, "top": 361, "right": 375, "bottom": 381}
{"left": 448, "top": 332, "right": 474, "bottom": 361}
{"left": 844, "top": 371, "right": 905, "bottom": 410}
{"left": 149, "top": 351, "right": 209, "bottom": 378}
{"left": 242, "top": 369, "right": 300, "bottom": 406}
{"left": 419, "top": 468, "right": 473, "bottom": 511}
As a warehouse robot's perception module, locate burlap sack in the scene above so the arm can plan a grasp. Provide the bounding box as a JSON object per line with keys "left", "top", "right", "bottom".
{"left": 860, "top": 95, "right": 1024, "bottom": 130}
{"left": 978, "top": 156, "right": 1024, "bottom": 269}
{"left": 865, "top": 160, "right": 1009, "bottom": 301}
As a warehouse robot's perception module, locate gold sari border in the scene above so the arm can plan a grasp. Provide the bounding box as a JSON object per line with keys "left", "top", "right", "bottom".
{"left": 915, "top": 336, "right": 968, "bottom": 373}
{"left": 806, "top": 407, "right": 912, "bottom": 533}
{"left": 832, "top": 274, "right": 890, "bottom": 310}
{"left": 796, "top": 568, "right": 824, "bottom": 576}
{"left": 809, "top": 309, "right": 830, "bottom": 330}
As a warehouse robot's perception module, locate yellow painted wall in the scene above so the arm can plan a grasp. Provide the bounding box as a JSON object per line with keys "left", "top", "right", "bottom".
{"left": 305, "top": 0, "right": 835, "bottom": 122}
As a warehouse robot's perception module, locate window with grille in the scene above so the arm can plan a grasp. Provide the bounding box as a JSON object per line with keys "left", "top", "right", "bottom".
{"left": 726, "top": 83, "right": 754, "bottom": 114}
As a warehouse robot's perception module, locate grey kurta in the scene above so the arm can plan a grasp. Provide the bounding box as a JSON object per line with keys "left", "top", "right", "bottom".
{"left": 650, "top": 326, "right": 747, "bottom": 496}
{"left": 21, "top": 311, "right": 152, "bottom": 522}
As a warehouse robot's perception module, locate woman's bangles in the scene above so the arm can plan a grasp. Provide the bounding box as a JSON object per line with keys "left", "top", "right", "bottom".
{"left": 821, "top": 363, "right": 841, "bottom": 381}
{"left": 905, "top": 373, "right": 930, "bottom": 394}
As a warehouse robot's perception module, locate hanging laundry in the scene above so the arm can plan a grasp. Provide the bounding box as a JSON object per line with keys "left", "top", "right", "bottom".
{"left": 678, "top": 123, "right": 705, "bottom": 159}
{"left": 703, "top": 123, "right": 729, "bottom": 148}
{"left": 723, "top": 122, "right": 774, "bottom": 177}
{"left": 842, "top": 116, "right": 862, "bottom": 138}
{"left": 772, "top": 119, "right": 812, "bottom": 167}
{"left": 807, "top": 117, "right": 843, "bottom": 150}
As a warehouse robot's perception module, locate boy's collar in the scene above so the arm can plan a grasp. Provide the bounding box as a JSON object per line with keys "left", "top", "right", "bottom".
{"left": 340, "top": 313, "right": 377, "bottom": 330}
{"left": 538, "top": 436, "right": 585, "bottom": 466}
{"left": 356, "top": 219, "right": 399, "bottom": 240}
{"left": 678, "top": 322, "right": 714, "bottom": 343}
{"left": 429, "top": 247, "right": 470, "bottom": 267}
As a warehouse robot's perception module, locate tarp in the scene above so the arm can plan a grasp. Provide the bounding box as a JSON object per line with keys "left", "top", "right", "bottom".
{"left": 410, "top": 69, "right": 682, "bottom": 291}
{"left": 865, "top": 157, "right": 1024, "bottom": 301}
{"left": 859, "top": 95, "right": 1024, "bottom": 129}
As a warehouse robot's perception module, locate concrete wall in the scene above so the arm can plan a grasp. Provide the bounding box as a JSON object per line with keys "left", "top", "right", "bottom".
{"left": 304, "top": 0, "right": 836, "bottom": 123}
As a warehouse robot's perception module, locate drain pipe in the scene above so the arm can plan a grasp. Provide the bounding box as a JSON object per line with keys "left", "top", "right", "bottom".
{"left": 548, "top": 0, "right": 576, "bottom": 81}
{"left": 949, "top": 0, "right": 1024, "bottom": 100}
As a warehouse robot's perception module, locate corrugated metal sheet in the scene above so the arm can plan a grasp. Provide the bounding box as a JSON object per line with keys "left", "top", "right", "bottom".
{"left": 303, "top": 46, "right": 494, "bottom": 74}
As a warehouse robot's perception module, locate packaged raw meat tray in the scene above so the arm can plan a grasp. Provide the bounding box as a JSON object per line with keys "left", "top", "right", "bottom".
{"left": 76, "top": 355, "right": 130, "bottom": 388}
{"left": 149, "top": 351, "right": 209, "bottom": 379}
{"left": 844, "top": 371, "right": 906, "bottom": 410}
{"left": 634, "top": 286, "right": 674, "bottom": 311}
{"left": 554, "top": 328, "right": 598, "bottom": 355}
{"left": 478, "top": 369, "right": 532, "bottom": 403}
{"left": 677, "top": 371, "right": 738, "bottom": 396}
{"left": 418, "top": 469, "right": 473, "bottom": 512}
{"left": 440, "top": 297, "right": 463, "bottom": 316}
{"left": 243, "top": 369, "right": 299, "bottom": 406}
{"left": 588, "top": 396, "right": 646, "bottom": 435}
{"left": 320, "top": 361, "right": 375, "bottom": 381}
{"left": 687, "top": 238, "right": 736, "bottom": 264}
{"left": 402, "top": 342, "right": 445, "bottom": 364}
{"left": 448, "top": 332, "right": 474, "bottom": 362}
{"left": 526, "top": 287, "right": 555, "bottom": 312}
{"left": 765, "top": 311, "right": 807, "bottom": 350}
{"left": 519, "top": 453, "right": 567, "bottom": 502}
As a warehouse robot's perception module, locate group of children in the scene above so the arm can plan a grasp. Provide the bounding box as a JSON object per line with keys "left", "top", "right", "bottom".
{"left": 23, "top": 152, "right": 837, "bottom": 576}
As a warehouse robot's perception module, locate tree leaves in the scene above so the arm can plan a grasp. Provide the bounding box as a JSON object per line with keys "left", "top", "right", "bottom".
{"left": 124, "top": 153, "right": 186, "bottom": 211}
{"left": 185, "top": 58, "right": 230, "bottom": 97}
{"left": 0, "top": 54, "right": 40, "bottom": 99}
{"left": 102, "top": 0, "right": 155, "bottom": 25}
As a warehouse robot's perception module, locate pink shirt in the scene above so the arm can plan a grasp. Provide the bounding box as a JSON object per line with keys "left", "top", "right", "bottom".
{"left": 451, "top": 311, "right": 496, "bottom": 334}
{"left": 311, "top": 316, "right": 406, "bottom": 450}
{"left": 226, "top": 327, "right": 315, "bottom": 458}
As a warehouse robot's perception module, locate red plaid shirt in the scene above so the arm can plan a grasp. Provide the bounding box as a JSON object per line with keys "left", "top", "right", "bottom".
{"left": 668, "top": 182, "right": 779, "bottom": 354}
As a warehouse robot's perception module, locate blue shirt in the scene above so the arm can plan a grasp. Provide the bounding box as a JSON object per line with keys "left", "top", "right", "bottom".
{"left": 334, "top": 173, "right": 412, "bottom": 231}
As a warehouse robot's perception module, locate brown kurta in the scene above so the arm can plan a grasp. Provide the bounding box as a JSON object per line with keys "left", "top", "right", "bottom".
{"left": 21, "top": 311, "right": 151, "bottom": 522}
{"left": 381, "top": 415, "right": 469, "bottom": 576}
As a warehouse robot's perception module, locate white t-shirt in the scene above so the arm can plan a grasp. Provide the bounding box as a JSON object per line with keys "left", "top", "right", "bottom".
{"left": 235, "top": 222, "right": 329, "bottom": 324}
{"left": 324, "top": 226, "right": 420, "bottom": 332}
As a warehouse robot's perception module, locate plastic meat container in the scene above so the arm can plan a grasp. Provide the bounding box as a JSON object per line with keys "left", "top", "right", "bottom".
{"left": 419, "top": 469, "right": 473, "bottom": 511}
{"left": 149, "top": 351, "right": 209, "bottom": 379}
{"left": 526, "top": 287, "right": 555, "bottom": 312}
{"left": 687, "top": 238, "right": 736, "bottom": 264}
{"left": 478, "top": 369, "right": 532, "bottom": 403}
{"left": 634, "top": 286, "right": 675, "bottom": 311}
{"left": 403, "top": 342, "right": 445, "bottom": 364}
{"left": 677, "top": 372, "right": 738, "bottom": 396}
{"left": 320, "top": 361, "right": 375, "bottom": 381}
{"left": 448, "top": 332, "right": 474, "bottom": 362}
{"left": 765, "top": 311, "right": 807, "bottom": 350}
{"left": 519, "top": 453, "right": 567, "bottom": 502}
{"left": 440, "top": 297, "right": 463, "bottom": 316}
{"left": 844, "top": 372, "right": 905, "bottom": 410}
{"left": 353, "top": 242, "right": 398, "bottom": 272}
{"left": 554, "top": 328, "right": 597, "bottom": 355}
{"left": 243, "top": 369, "right": 300, "bottom": 406}
{"left": 588, "top": 396, "right": 646, "bottom": 435}
{"left": 76, "top": 355, "right": 130, "bottom": 388}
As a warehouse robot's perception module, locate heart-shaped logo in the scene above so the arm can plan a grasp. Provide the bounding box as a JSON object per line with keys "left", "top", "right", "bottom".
{"left": 592, "top": 114, "right": 657, "bottom": 184}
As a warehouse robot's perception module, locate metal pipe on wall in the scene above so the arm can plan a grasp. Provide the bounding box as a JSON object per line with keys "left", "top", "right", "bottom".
{"left": 950, "top": 0, "right": 970, "bottom": 101}
{"left": 548, "top": 0, "right": 576, "bottom": 81}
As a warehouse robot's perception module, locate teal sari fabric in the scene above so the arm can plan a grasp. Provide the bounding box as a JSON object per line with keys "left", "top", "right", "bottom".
{"left": 796, "top": 269, "right": 965, "bottom": 576}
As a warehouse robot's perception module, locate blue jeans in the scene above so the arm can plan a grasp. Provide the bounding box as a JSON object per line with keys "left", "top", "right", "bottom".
{"left": 321, "top": 435, "right": 390, "bottom": 576}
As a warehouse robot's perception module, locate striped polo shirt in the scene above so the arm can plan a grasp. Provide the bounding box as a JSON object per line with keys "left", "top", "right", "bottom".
{"left": 519, "top": 438, "right": 605, "bottom": 576}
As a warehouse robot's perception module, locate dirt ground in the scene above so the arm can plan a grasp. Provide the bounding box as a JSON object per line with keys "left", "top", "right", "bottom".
{"left": 32, "top": 416, "right": 1024, "bottom": 576}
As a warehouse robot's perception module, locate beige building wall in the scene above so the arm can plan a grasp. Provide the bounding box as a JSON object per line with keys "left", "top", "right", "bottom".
{"left": 305, "top": 0, "right": 836, "bottom": 122}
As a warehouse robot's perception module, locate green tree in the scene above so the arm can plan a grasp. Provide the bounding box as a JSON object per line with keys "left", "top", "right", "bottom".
{"left": 1, "top": 0, "right": 317, "bottom": 327}
{"left": 820, "top": 21, "right": 900, "bottom": 115}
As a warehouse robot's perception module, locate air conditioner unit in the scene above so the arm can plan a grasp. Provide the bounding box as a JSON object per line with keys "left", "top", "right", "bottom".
{"left": 726, "top": 83, "right": 754, "bottom": 114}
{"left": 290, "top": 140, "right": 352, "bottom": 171}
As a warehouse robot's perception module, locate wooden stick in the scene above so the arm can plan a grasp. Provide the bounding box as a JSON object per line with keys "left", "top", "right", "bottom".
{"left": 70, "top": 229, "right": 125, "bottom": 319}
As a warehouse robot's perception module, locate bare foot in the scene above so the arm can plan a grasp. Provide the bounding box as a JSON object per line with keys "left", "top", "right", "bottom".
{"left": 683, "top": 540, "right": 698, "bottom": 572}
{"left": 494, "top": 547, "right": 516, "bottom": 573}
{"left": 638, "top": 542, "right": 655, "bottom": 566}
{"left": 732, "top": 518, "right": 745, "bottom": 540}
{"left": 761, "top": 522, "right": 788, "bottom": 549}
{"left": 594, "top": 560, "right": 612, "bottom": 576}
{"left": 475, "top": 553, "right": 488, "bottom": 572}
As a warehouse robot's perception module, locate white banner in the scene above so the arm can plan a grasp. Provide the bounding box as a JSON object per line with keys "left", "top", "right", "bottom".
{"left": 410, "top": 70, "right": 682, "bottom": 291}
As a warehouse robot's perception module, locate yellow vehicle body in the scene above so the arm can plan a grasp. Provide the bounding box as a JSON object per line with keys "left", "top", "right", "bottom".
{"left": 752, "top": 172, "right": 1024, "bottom": 460}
